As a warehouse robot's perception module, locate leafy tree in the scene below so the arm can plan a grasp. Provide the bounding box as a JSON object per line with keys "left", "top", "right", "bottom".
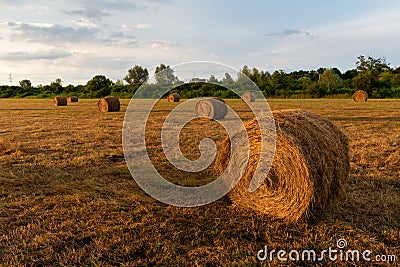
{"left": 19, "top": 79, "right": 32, "bottom": 89}
{"left": 55, "top": 78, "right": 63, "bottom": 86}
{"left": 50, "top": 81, "right": 63, "bottom": 94}
{"left": 86, "top": 75, "right": 113, "bottom": 97}
{"left": 154, "top": 63, "right": 177, "bottom": 86}
{"left": 331, "top": 68, "right": 342, "bottom": 76}
{"left": 309, "top": 70, "right": 320, "bottom": 82}
{"left": 208, "top": 75, "right": 219, "bottom": 84}
{"left": 241, "top": 65, "right": 251, "bottom": 77}
{"left": 342, "top": 69, "right": 358, "bottom": 80}
{"left": 64, "top": 84, "right": 75, "bottom": 94}
{"left": 221, "top": 73, "right": 235, "bottom": 86}
{"left": 391, "top": 74, "right": 400, "bottom": 88}
{"left": 319, "top": 68, "right": 342, "bottom": 91}
{"left": 317, "top": 67, "right": 326, "bottom": 75}
{"left": 115, "top": 79, "right": 124, "bottom": 86}
{"left": 298, "top": 76, "right": 312, "bottom": 90}
{"left": 269, "top": 70, "right": 288, "bottom": 92}
{"left": 3, "top": 55, "right": 400, "bottom": 99}
{"left": 125, "top": 65, "right": 149, "bottom": 85}
{"left": 238, "top": 68, "right": 253, "bottom": 87}
{"left": 356, "top": 55, "right": 390, "bottom": 73}
{"left": 254, "top": 69, "right": 270, "bottom": 91}
{"left": 307, "top": 83, "right": 324, "bottom": 98}
{"left": 352, "top": 70, "right": 375, "bottom": 92}
{"left": 249, "top": 67, "right": 261, "bottom": 83}
{"left": 351, "top": 56, "right": 391, "bottom": 94}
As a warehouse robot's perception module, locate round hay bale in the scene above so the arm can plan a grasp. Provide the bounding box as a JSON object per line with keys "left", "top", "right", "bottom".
{"left": 168, "top": 93, "right": 180, "bottom": 102}
{"left": 241, "top": 92, "right": 256, "bottom": 103}
{"left": 195, "top": 98, "right": 227, "bottom": 120}
{"left": 98, "top": 96, "right": 120, "bottom": 112}
{"left": 212, "top": 97, "right": 226, "bottom": 104}
{"left": 68, "top": 96, "right": 79, "bottom": 103}
{"left": 352, "top": 90, "right": 368, "bottom": 102}
{"left": 53, "top": 96, "right": 67, "bottom": 106}
{"left": 215, "top": 109, "right": 349, "bottom": 223}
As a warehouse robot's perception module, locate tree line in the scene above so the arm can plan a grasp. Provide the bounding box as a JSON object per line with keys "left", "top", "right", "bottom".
{"left": 1, "top": 55, "right": 400, "bottom": 99}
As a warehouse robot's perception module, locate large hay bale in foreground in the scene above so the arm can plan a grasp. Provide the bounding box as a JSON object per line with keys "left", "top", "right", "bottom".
{"left": 53, "top": 96, "right": 67, "bottom": 106}
{"left": 215, "top": 109, "right": 349, "bottom": 223}
{"left": 352, "top": 90, "right": 368, "bottom": 102}
{"left": 241, "top": 92, "right": 255, "bottom": 103}
{"left": 195, "top": 98, "right": 227, "bottom": 120}
{"left": 68, "top": 96, "right": 78, "bottom": 103}
{"left": 168, "top": 93, "right": 180, "bottom": 102}
{"left": 98, "top": 96, "right": 120, "bottom": 112}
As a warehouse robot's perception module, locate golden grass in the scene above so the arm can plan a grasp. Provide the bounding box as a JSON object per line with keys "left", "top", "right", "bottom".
{"left": 0, "top": 98, "right": 399, "bottom": 266}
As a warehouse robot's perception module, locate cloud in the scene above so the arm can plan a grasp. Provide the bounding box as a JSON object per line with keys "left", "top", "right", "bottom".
{"left": 137, "top": 23, "right": 153, "bottom": 29}
{"left": 74, "top": 18, "right": 99, "bottom": 28}
{"left": 151, "top": 40, "right": 180, "bottom": 50}
{"left": 0, "top": 0, "right": 27, "bottom": 7}
{"left": 121, "top": 24, "right": 130, "bottom": 31}
{"left": 5, "top": 21, "right": 139, "bottom": 48}
{"left": 265, "top": 29, "right": 313, "bottom": 38}
{"left": 0, "top": 50, "right": 72, "bottom": 61}
{"left": 82, "top": 0, "right": 146, "bottom": 11}
{"left": 74, "top": 54, "right": 137, "bottom": 70}
{"left": 65, "top": 8, "right": 110, "bottom": 21}
{"left": 9, "top": 22, "right": 101, "bottom": 44}
{"left": 108, "top": 32, "right": 138, "bottom": 47}
{"left": 64, "top": 0, "right": 147, "bottom": 21}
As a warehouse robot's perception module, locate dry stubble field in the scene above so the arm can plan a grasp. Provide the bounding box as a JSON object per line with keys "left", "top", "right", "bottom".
{"left": 0, "top": 98, "right": 399, "bottom": 266}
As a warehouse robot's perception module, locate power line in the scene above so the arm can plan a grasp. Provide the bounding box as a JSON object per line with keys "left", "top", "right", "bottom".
{"left": 9, "top": 73, "right": 12, "bottom": 85}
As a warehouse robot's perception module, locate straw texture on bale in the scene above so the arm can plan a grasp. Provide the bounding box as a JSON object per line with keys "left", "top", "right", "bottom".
{"left": 215, "top": 109, "right": 349, "bottom": 223}
{"left": 168, "top": 93, "right": 181, "bottom": 102}
{"left": 68, "top": 96, "right": 78, "bottom": 103}
{"left": 98, "top": 96, "right": 120, "bottom": 112}
{"left": 53, "top": 96, "right": 67, "bottom": 106}
{"left": 352, "top": 90, "right": 368, "bottom": 102}
{"left": 195, "top": 98, "right": 227, "bottom": 120}
{"left": 241, "top": 92, "right": 256, "bottom": 103}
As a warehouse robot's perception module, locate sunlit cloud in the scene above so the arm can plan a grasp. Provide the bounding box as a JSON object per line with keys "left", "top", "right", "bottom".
{"left": 137, "top": 23, "right": 153, "bottom": 29}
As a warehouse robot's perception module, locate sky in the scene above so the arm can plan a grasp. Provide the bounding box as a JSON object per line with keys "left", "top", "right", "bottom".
{"left": 0, "top": 0, "right": 400, "bottom": 85}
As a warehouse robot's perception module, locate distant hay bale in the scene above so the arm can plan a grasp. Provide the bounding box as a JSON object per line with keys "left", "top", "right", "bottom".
{"left": 195, "top": 98, "right": 227, "bottom": 120}
{"left": 53, "top": 96, "right": 67, "bottom": 106}
{"left": 98, "top": 96, "right": 120, "bottom": 112}
{"left": 241, "top": 92, "right": 256, "bottom": 103}
{"left": 352, "top": 90, "right": 368, "bottom": 102}
{"left": 68, "top": 96, "right": 78, "bottom": 103}
{"left": 168, "top": 93, "right": 180, "bottom": 102}
{"left": 215, "top": 109, "right": 349, "bottom": 223}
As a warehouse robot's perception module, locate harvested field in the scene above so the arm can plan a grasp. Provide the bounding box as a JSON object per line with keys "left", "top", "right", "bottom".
{"left": 0, "top": 98, "right": 399, "bottom": 266}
